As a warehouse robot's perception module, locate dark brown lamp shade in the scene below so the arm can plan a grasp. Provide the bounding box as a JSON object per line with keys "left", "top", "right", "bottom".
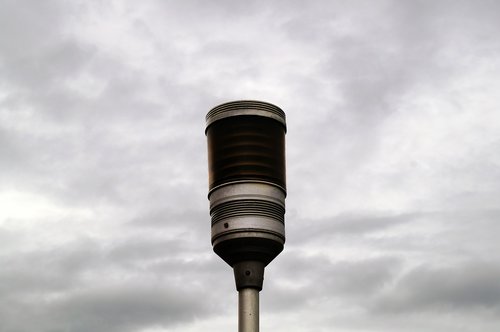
{"left": 207, "top": 115, "right": 286, "bottom": 191}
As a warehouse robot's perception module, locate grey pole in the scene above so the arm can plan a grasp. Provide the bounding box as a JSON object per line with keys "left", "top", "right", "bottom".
{"left": 239, "top": 288, "right": 259, "bottom": 332}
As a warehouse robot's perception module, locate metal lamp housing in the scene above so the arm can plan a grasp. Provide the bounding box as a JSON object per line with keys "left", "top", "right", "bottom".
{"left": 206, "top": 101, "right": 287, "bottom": 269}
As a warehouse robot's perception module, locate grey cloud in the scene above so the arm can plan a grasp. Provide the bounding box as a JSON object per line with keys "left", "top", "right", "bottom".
{"left": 0, "top": 0, "right": 66, "bottom": 56}
{"left": 265, "top": 253, "right": 401, "bottom": 312}
{"left": 1, "top": 87, "right": 207, "bottom": 210}
{"left": 0, "top": 0, "right": 209, "bottom": 209}
{"left": 1, "top": 284, "right": 211, "bottom": 332}
{"left": 373, "top": 261, "right": 500, "bottom": 313}
{"left": 282, "top": 0, "right": 500, "bottom": 209}
{"left": 0, "top": 241, "right": 98, "bottom": 300}
{"left": 126, "top": 209, "right": 209, "bottom": 251}
{"left": 0, "top": 233, "right": 225, "bottom": 332}
{"left": 288, "top": 212, "right": 417, "bottom": 245}
{"left": 2, "top": 40, "right": 94, "bottom": 92}
{"left": 50, "top": 285, "right": 210, "bottom": 332}
{"left": 356, "top": 209, "right": 500, "bottom": 261}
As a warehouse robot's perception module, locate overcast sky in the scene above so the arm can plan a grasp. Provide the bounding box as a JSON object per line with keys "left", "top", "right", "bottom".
{"left": 1, "top": 0, "right": 500, "bottom": 331}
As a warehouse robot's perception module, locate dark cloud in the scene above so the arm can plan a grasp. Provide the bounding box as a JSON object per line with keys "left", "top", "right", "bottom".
{"left": 0, "top": 234, "right": 226, "bottom": 332}
{"left": 373, "top": 261, "right": 500, "bottom": 313}
{"left": 288, "top": 212, "right": 418, "bottom": 245}
{"left": 1, "top": 283, "right": 211, "bottom": 332}
{"left": 265, "top": 254, "right": 401, "bottom": 311}
{"left": 54, "top": 285, "right": 209, "bottom": 332}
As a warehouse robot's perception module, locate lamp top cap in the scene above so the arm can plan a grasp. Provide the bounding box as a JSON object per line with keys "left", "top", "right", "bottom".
{"left": 206, "top": 100, "right": 286, "bottom": 131}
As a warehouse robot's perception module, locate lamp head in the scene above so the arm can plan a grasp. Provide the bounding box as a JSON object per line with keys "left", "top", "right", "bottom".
{"left": 206, "top": 100, "right": 287, "bottom": 272}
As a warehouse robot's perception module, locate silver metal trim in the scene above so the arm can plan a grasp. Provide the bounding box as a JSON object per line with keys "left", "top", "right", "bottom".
{"left": 209, "top": 181, "right": 286, "bottom": 246}
{"left": 211, "top": 216, "right": 285, "bottom": 243}
{"left": 209, "top": 182, "right": 286, "bottom": 208}
{"left": 206, "top": 100, "right": 286, "bottom": 130}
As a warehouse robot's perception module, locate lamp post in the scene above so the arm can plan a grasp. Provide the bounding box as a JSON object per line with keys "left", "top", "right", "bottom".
{"left": 205, "top": 100, "right": 287, "bottom": 332}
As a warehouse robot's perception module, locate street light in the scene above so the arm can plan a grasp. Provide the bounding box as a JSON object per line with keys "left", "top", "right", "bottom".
{"left": 205, "top": 100, "right": 287, "bottom": 332}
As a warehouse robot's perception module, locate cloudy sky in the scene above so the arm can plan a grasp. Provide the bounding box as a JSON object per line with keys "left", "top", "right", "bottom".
{"left": 1, "top": 0, "right": 500, "bottom": 331}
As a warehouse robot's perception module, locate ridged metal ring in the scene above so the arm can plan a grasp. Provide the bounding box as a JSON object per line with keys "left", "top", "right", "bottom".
{"left": 211, "top": 199, "right": 285, "bottom": 225}
{"left": 206, "top": 100, "right": 286, "bottom": 130}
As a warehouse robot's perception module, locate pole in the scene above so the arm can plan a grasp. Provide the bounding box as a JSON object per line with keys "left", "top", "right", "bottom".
{"left": 206, "top": 101, "right": 287, "bottom": 332}
{"left": 238, "top": 288, "right": 259, "bottom": 332}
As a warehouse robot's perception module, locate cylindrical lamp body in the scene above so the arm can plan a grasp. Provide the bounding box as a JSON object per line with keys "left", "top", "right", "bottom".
{"left": 206, "top": 101, "right": 286, "bottom": 267}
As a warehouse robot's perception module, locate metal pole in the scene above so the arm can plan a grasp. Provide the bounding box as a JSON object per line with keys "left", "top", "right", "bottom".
{"left": 238, "top": 288, "right": 259, "bottom": 332}
{"left": 206, "top": 101, "right": 287, "bottom": 332}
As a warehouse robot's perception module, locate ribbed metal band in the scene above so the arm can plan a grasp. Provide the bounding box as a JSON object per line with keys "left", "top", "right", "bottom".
{"left": 206, "top": 100, "right": 286, "bottom": 130}
{"left": 209, "top": 181, "right": 286, "bottom": 248}
{"left": 211, "top": 199, "right": 285, "bottom": 225}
